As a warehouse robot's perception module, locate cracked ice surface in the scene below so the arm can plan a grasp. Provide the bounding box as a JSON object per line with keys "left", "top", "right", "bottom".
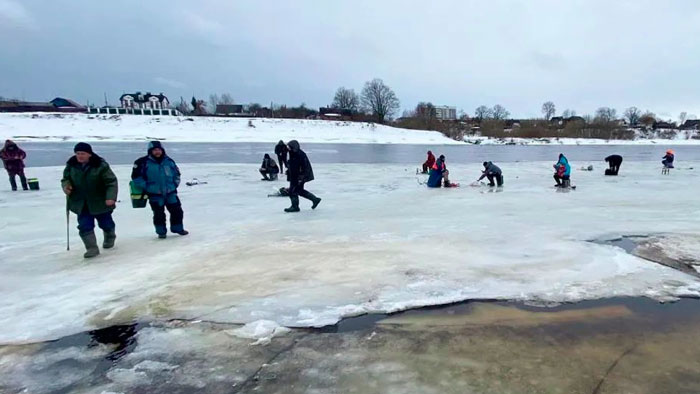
{"left": 1, "top": 161, "right": 700, "bottom": 344}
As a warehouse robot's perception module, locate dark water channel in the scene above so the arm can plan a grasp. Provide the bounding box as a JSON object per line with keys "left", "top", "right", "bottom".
{"left": 20, "top": 142, "right": 699, "bottom": 167}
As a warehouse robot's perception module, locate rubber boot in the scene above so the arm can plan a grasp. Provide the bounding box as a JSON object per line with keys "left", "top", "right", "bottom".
{"left": 81, "top": 232, "right": 100, "bottom": 258}
{"left": 285, "top": 195, "right": 300, "bottom": 212}
{"left": 103, "top": 229, "right": 116, "bottom": 249}
{"left": 311, "top": 197, "right": 322, "bottom": 210}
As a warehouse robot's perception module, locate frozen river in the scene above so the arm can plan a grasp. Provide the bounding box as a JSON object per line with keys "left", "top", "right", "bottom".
{"left": 18, "top": 141, "right": 698, "bottom": 167}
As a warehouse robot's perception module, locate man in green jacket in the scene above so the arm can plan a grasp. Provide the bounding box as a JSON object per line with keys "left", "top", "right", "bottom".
{"left": 61, "top": 142, "right": 118, "bottom": 258}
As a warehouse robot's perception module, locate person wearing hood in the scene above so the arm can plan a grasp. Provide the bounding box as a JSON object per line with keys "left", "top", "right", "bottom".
{"left": 553, "top": 153, "right": 572, "bottom": 187}
{"left": 662, "top": 149, "right": 674, "bottom": 168}
{"left": 478, "top": 161, "right": 503, "bottom": 187}
{"left": 61, "top": 142, "right": 118, "bottom": 258}
{"left": 0, "top": 140, "right": 28, "bottom": 191}
{"left": 421, "top": 150, "right": 435, "bottom": 173}
{"left": 260, "top": 153, "right": 280, "bottom": 181}
{"left": 427, "top": 155, "right": 456, "bottom": 187}
{"left": 274, "top": 140, "right": 289, "bottom": 174}
{"left": 604, "top": 154, "right": 623, "bottom": 175}
{"left": 132, "top": 141, "right": 188, "bottom": 239}
{"left": 285, "top": 140, "right": 321, "bottom": 212}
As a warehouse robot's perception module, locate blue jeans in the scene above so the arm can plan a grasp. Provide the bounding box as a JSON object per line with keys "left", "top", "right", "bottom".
{"left": 78, "top": 207, "right": 115, "bottom": 236}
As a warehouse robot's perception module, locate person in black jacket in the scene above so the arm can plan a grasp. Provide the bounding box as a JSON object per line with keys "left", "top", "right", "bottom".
{"left": 285, "top": 140, "right": 321, "bottom": 212}
{"left": 259, "top": 153, "right": 279, "bottom": 181}
{"left": 604, "top": 154, "right": 623, "bottom": 175}
{"left": 274, "top": 140, "right": 288, "bottom": 174}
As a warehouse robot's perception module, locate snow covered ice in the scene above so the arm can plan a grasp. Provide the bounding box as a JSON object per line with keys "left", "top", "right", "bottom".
{"left": 1, "top": 160, "right": 700, "bottom": 344}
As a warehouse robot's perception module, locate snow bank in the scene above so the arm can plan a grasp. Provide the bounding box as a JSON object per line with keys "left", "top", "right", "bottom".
{"left": 0, "top": 112, "right": 460, "bottom": 145}
{"left": 0, "top": 113, "right": 697, "bottom": 146}
{"left": 1, "top": 161, "right": 700, "bottom": 344}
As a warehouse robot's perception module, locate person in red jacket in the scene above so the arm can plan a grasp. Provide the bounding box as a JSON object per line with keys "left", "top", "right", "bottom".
{"left": 421, "top": 150, "right": 436, "bottom": 173}
{"left": 0, "top": 140, "right": 28, "bottom": 191}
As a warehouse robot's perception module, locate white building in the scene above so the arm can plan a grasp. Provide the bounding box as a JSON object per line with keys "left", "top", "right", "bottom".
{"left": 119, "top": 92, "right": 170, "bottom": 109}
{"left": 434, "top": 105, "right": 457, "bottom": 120}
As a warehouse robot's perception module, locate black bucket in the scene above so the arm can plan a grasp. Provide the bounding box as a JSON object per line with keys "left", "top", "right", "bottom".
{"left": 28, "top": 178, "right": 40, "bottom": 190}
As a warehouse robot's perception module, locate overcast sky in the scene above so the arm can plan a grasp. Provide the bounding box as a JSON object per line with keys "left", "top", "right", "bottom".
{"left": 1, "top": 0, "right": 700, "bottom": 120}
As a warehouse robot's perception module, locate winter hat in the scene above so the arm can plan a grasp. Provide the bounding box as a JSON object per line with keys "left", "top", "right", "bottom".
{"left": 666, "top": 149, "right": 674, "bottom": 154}
{"left": 439, "top": 155, "right": 445, "bottom": 160}
{"left": 264, "top": 153, "right": 271, "bottom": 159}
{"left": 73, "top": 142, "right": 93, "bottom": 154}
{"left": 148, "top": 140, "right": 165, "bottom": 154}
{"left": 483, "top": 161, "right": 488, "bottom": 167}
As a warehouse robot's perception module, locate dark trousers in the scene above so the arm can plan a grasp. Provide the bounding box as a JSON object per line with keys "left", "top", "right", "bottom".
{"left": 7, "top": 169, "right": 27, "bottom": 190}
{"left": 554, "top": 174, "right": 570, "bottom": 186}
{"left": 260, "top": 169, "right": 278, "bottom": 181}
{"left": 289, "top": 182, "right": 318, "bottom": 208}
{"left": 78, "top": 207, "right": 115, "bottom": 236}
{"left": 277, "top": 155, "right": 287, "bottom": 174}
{"left": 149, "top": 194, "right": 184, "bottom": 234}
{"left": 487, "top": 173, "right": 504, "bottom": 186}
{"left": 608, "top": 160, "right": 621, "bottom": 175}
{"left": 422, "top": 163, "right": 430, "bottom": 173}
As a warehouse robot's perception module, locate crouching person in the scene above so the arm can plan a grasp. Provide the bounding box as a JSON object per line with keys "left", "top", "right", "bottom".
{"left": 478, "top": 161, "right": 503, "bottom": 187}
{"left": 61, "top": 142, "right": 118, "bottom": 258}
{"left": 260, "top": 153, "right": 279, "bottom": 181}
{"left": 132, "top": 141, "right": 188, "bottom": 239}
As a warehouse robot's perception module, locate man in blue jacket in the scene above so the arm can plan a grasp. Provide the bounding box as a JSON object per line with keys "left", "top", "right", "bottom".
{"left": 132, "top": 141, "right": 189, "bottom": 238}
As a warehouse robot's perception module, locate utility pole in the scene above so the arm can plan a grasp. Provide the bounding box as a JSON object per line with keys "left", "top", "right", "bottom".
{"left": 104, "top": 92, "right": 108, "bottom": 107}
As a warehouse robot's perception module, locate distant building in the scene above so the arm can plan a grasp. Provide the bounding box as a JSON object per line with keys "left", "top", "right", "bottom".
{"left": 0, "top": 97, "right": 85, "bottom": 113}
{"left": 120, "top": 92, "right": 170, "bottom": 109}
{"left": 550, "top": 116, "right": 585, "bottom": 127}
{"left": 49, "top": 97, "right": 85, "bottom": 112}
{"left": 680, "top": 119, "right": 700, "bottom": 130}
{"left": 215, "top": 104, "right": 245, "bottom": 115}
{"left": 653, "top": 121, "right": 676, "bottom": 130}
{"left": 318, "top": 107, "right": 352, "bottom": 121}
{"left": 434, "top": 105, "right": 457, "bottom": 121}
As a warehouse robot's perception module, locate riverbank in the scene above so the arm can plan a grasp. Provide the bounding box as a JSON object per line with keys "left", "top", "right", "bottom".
{"left": 2, "top": 113, "right": 699, "bottom": 146}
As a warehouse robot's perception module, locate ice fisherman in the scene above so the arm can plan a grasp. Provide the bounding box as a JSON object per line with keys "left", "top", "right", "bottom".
{"left": 662, "top": 149, "right": 675, "bottom": 169}
{"left": 275, "top": 140, "right": 289, "bottom": 174}
{"left": 260, "top": 153, "right": 280, "bottom": 181}
{"left": 553, "top": 153, "right": 572, "bottom": 187}
{"left": 0, "top": 139, "right": 28, "bottom": 191}
{"left": 604, "top": 154, "right": 623, "bottom": 175}
{"left": 478, "top": 161, "right": 503, "bottom": 187}
{"left": 131, "top": 141, "right": 189, "bottom": 239}
{"left": 61, "top": 142, "right": 118, "bottom": 258}
{"left": 421, "top": 150, "right": 436, "bottom": 173}
{"left": 285, "top": 140, "right": 322, "bottom": 212}
{"left": 427, "top": 155, "right": 456, "bottom": 188}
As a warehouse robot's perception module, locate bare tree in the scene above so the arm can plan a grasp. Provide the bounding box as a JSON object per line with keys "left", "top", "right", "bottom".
{"left": 623, "top": 106, "right": 641, "bottom": 125}
{"left": 175, "top": 96, "right": 190, "bottom": 115}
{"left": 220, "top": 93, "right": 234, "bottom": 105}
{"left": 360, "top": 78, "right": 400, "bottom": 122}
{"left": 595, "top": 107, "right": 617, "bottom": 122}
{"left": 679, "top": 111, "right": 688, "bottom": 126}
{"left": 561, "top": 109, "right": 576, "bottom": 118}
{"left": 209, "top": 94, "right": 221, "bottom": 110}
{"left": 541, "top": 101, "right": 556, "bottom": 120}
{"left": 332, "top": 87, "right": 359, "bottom": 112}
{"left": 474, "top": 105, "right": 492, "bottom": 121}
{"left": 415, "top": 102, "right": 436, "bottom": 121}
{"left": 639, "top": 111, "right": 656, "bottom": 128}
{"left": 491, "top": 104, "right": 510, "bottom": 120}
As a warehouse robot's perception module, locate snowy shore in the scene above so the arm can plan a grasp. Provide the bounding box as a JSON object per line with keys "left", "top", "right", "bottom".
{"left": 0, "top": 113, "right": 460, "bottom": 145}
{"left": 1, "top": 161, "right": 699, "bottom": 344}
{"left": 1, "top": 113, "right": 699, "bottom": 145}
